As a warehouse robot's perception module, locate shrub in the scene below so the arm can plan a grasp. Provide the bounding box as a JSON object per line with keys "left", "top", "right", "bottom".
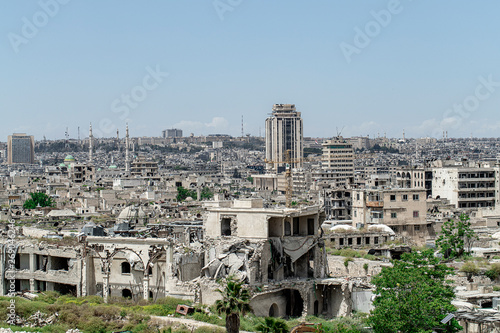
{"left": 363, "top": 263, "right": 369, "bottom": 272}
{"left": 461, "top": 261, "right": 479, "bottom": 275}
{"left": 485, "top": 263, "right": 500, "bottom": 281}
{"left": 363, "top": 254, "right": 377, "bottom": 261}
{"left": 344, "top": 257, "right": 353, "bottom": 267}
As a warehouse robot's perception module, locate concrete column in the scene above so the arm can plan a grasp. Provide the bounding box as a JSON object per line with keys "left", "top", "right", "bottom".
{"left": 29, "top": 253, "right": 36, "bottom": 272}
{"left": 29, "top": 279, "right": 35, "bottom": 292}
{"left": 103, "top": 274, "right": 109, "bottom": 303}
{"left": 143, "top": 275, "right": 149, "bottom": 301}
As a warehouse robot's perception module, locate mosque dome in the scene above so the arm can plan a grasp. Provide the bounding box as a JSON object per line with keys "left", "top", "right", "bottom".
{"left": 64, "top": 155, "right": 75, "bottom": 163}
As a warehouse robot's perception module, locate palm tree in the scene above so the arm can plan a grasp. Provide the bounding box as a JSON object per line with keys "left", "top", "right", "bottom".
{"left": 215, "top": 275, "right": 252, "bottom": 333}
{"left": 256, "top": 317, "right": 289, "bottom": 333}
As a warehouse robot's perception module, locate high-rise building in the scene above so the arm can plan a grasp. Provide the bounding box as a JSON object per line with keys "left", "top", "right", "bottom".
{"left": 321, "top": 137, "right": 354, "bottom": 186}
{"left": 7, "top": 133, "right": 35, "bottom": 164}
{"left": 265, "top": 104, "right": 303, "bottom": 172}
{"left": 162, "top": 128, "right": 183, "bottom": 138}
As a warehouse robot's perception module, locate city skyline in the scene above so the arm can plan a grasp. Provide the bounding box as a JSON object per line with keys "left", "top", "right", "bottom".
{"left": 1, "top": 1, "right": 500, "bottom": 140}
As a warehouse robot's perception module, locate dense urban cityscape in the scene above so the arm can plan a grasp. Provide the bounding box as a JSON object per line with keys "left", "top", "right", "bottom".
{"left": 1, "top": 103, "right": 500, "bottom": 332}
{"left": 3, "top": 1, "right": 500, "bottom": 333}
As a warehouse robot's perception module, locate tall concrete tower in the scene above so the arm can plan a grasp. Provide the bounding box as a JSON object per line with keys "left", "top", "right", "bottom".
{"left": 265, "top": 104, "right": 303, "bottom": 172}
{"left": 7, "top": 133, "right": 35, "bottom": 164}
{"left": 125, "top": 124, "right": 130, "bottom": 173}
{"left": 89, "top": 123, "right": 93, "bottom": 163}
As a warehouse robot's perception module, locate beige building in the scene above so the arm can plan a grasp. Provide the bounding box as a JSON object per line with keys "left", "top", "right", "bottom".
{"left": 352, "top": 188, "right": 431, "bottom": 243}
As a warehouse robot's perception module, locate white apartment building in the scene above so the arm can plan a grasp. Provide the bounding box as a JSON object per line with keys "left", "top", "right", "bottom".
{"left": 432, "top": 165, "right": 500, "bottom": 209}
{"left": 321, "top": 137, "right": 354, "bottom": 187}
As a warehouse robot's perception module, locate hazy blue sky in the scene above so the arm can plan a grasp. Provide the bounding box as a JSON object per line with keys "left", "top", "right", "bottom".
{"left": 1, "top": 1, "right": 500, "bottom": 140}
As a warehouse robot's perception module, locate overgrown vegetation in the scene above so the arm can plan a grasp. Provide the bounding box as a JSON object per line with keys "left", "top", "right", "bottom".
{"left": 369, "top": 250, "right": 461, "bottom": 333}
{"left": 436, "top": 214, "right": 478, "bottom": 259}
{"left": 176, "top": 186, "right": 197, "bottom": 202}
{"left": 485, "top": 263, "right": 500, "bottom": 281}
{"left": 23, "top": 192, "right": 55, "bottom": 210}
{"left": 0, "top": 291, "right": 371, "bottom": 333}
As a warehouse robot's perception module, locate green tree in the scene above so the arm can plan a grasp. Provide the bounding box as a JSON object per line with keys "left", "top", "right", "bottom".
{"left": 200, "top": 187, "right": 214, "bottom": 200}
{"left": 215, "top": 275, "right": 252, "bottom": 333}
{"left": 369, "top": 250, "right": 461, "bottom": 333}
{"left": 256, "top": 317, "right": 288, "bottom": 333}
{"left": 23, "top": 192, "right": 55, "bottom": 209}
{"left": 176, "top": 186, "right": 197, "bottom": 202}
{"left": 436, "top": 214, "right": 478, "bottom": 259}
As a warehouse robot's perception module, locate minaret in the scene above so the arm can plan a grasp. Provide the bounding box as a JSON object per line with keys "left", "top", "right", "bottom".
{"left": 125, "top": 124, "right": 130, "bottom": 173}
{"left": 89, "top": 123, "right": 93, "bottom": 163}
{"left": 116, "top": 129, "right": 120, "bottom": 152}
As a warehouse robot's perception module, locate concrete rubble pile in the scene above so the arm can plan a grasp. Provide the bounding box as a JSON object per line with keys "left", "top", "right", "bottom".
{"left": 201, "top": 237, "right": 264, "bottom": 283}
{"left": 6, "top": 311, "right": 58, "bottom": 328}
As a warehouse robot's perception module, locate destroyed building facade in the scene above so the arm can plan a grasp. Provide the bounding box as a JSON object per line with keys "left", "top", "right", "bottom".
{"left": 202, "top": 198, "right": 354, "bottom": 318}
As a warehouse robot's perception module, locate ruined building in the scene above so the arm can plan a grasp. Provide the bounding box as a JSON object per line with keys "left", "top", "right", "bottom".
{"left": 201, "top": 198, "right": 353, "bottom": 318}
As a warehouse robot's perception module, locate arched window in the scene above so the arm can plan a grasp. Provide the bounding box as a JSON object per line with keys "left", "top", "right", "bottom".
{"left": 121, "top": 262, "right": 131, "bottom": 274}
{"left": 122, "top": 289, "right": 132, "bottom": 298}
{"left": 269, "top": 303, "right": 279, "bottom": 317}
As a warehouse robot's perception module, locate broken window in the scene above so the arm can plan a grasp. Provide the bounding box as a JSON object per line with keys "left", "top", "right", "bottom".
{"left": 121, "top": 262, "right": 131, "bottom": 274}
{"left": 374, "top": 237, "right": 379, "bottom": 244}
{"left": 50, "top": 256, "right": 69, "bottom": 271}
{"left": 339, "top": 238, "right": 344, "bottom": 246}
{"left": 53, "top": 283, "right": 76, "bottom": 296}
{"left": 307, "top": 218, "right": 315, "bottom": 236}
{"left": 365, "top": 237, "right": 370, "bottom": 245}
{"left": 284, "top": 221, "right": 291, "bottom": 236}
{"left": 221, "top": 218, "right": 231, "bottom": 236}
{"left": 293, "top": 217, "right": 299, "bottom": 236}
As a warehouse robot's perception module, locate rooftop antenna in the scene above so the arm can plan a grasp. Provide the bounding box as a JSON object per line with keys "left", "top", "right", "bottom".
{"left": 336, "top": 126, "right": 345, "bottom": 137}
{"left": 78, "top": 126, "right": 80, "bottom": 142}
